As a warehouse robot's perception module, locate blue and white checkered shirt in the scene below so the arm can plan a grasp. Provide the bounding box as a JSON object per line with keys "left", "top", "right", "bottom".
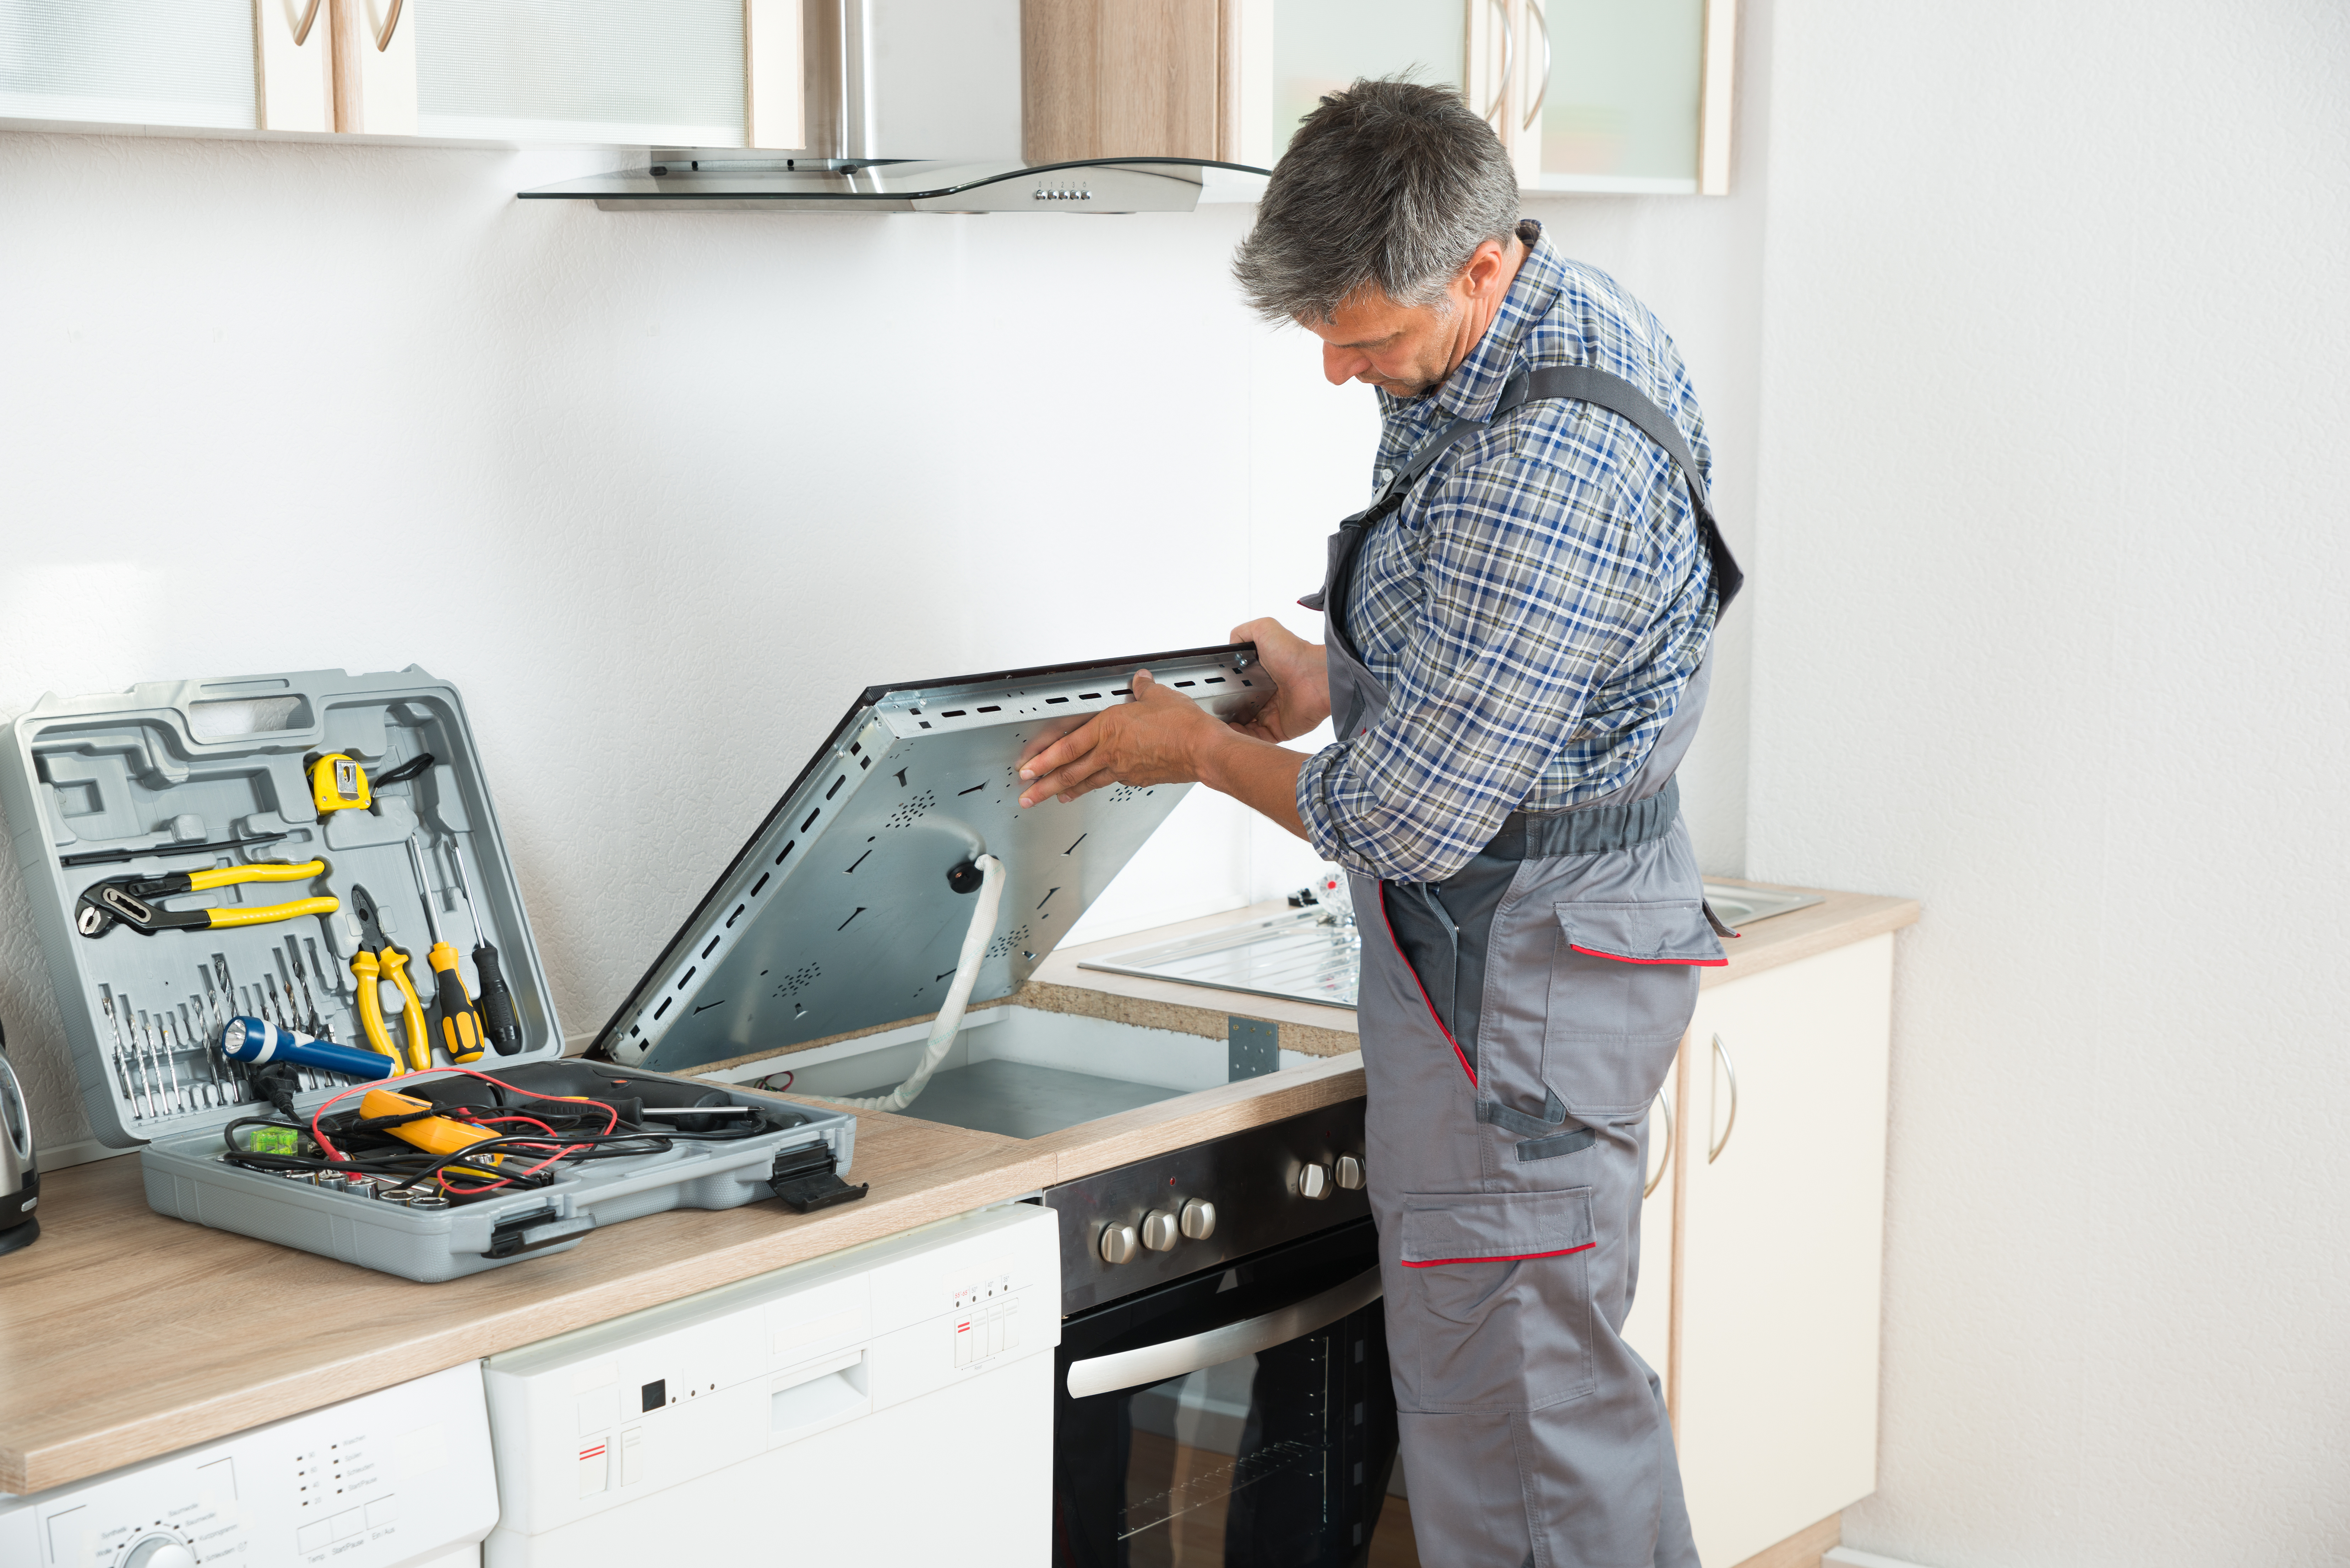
{"left": 1296, "top": 222, "right": 1719, "bottom": 884}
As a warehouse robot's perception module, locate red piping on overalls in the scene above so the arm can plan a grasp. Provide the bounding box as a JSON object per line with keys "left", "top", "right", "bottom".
{"left": 1567, "top": 944, "right": 1729, "bottom": 968}
{"left": 1377, "top": 883, "right": 1478, "bottom": 1087}
{"left": 1400, "top": 1242, "right": 1598, "bottom": 1269}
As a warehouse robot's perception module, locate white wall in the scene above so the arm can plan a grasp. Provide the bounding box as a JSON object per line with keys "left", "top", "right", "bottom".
{"left": 1748, "top": 3, "right": 2350, "bottom": 1565}
{"left": 0, "top": 123, "right": 1768, "bottom": 1161}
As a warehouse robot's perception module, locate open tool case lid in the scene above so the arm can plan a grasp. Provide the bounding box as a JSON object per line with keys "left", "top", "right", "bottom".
{"left": 0, "top": 667, "right": 564, "bottom": 1150}
{"left": 591, "top": 643, "right": 1263, "bottom": 1075}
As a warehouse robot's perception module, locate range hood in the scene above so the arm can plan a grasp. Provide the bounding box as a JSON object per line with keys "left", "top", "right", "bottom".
{"left": 519, "top": 0, "right": 1266, "bottom": 213}
{"left": 519, "top": 156, "right": 1268, "bottom": 214}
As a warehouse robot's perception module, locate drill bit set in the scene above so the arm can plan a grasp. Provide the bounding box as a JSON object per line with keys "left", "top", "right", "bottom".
{"left": 91, "top": 939, "right": 343, "bottom": 1122}
{"left": 1, "top": 666, "right": 857, "bottom": 1281}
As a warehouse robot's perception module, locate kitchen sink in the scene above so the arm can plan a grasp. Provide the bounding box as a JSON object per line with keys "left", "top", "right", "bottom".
{"left": 1076, "top": 881, "right": 1824, "bottom": 1011}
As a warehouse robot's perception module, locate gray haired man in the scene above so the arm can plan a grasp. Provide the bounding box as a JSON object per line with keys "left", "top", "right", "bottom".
{"left": 1018, "top": 78, "right": 1739, "bottom": 1567}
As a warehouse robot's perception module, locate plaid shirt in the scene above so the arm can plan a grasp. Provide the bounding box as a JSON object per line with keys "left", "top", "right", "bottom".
{"left": 1296, "top": 222, "right": 1719, "bottom": 884}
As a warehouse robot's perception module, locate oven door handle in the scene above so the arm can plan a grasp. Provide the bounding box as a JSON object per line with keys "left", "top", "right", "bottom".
{"left": 1065, "top": 1264, "right": 1384, "bottom": 1400}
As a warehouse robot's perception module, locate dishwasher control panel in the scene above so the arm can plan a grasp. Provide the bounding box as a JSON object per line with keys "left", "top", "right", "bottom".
{"left": 0, "top": 1362, "right": 496, "bottom": 1568}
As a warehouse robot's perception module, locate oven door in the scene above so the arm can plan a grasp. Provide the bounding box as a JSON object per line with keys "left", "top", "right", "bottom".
{"left": 1052, "top": 1218, "right": 1398, "bottom": 1568}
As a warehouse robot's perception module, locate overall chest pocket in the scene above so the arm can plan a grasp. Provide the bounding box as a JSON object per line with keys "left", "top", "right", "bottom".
{"left": 1540, "top": 900, "right": 1723, "bottom": 1117}
{"left": 1394, "top": 1188, "right": 1598, "bottom": 1412}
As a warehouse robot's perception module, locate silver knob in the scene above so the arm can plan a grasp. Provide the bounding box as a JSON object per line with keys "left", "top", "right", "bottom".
{"left": 124, "top": 1540, "right": 197, "bottom": 1568}
{"left": 1179, "top": 1198, "right": 1217, "bottom": 1240}
{"left": 1098, "top": 1222, "right": 1138, "bottom": 1265}
{"left": 1298, "top": 1162, "right": 1333, "bottom": 1200}
{"left": 1140, "top": 1209, "right": 1179, "bottom": 1252}
{"left": 1334, "top": 1154, "right": 1365, "bottom": 1191}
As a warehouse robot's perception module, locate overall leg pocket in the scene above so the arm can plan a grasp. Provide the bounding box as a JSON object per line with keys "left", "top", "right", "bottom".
{"left": 1394, "top": 1189, "right": 1597, "bottom": 1412}
{"left": 1542, "top": 900, "right": 1721, "bottom": 1117}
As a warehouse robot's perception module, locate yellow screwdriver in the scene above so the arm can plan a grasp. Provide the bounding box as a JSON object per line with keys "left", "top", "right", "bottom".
{"left": 404, "top": 837, "right": 483, "bottom": 1064}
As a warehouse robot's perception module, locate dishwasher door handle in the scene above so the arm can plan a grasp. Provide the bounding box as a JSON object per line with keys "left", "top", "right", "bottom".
{"left": 1065, "top": 1264, "right": 1384, "bottom": 1400}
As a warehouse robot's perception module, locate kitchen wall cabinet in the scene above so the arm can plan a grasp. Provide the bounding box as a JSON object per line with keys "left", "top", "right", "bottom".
{"left": 1669, "top": 933, "right": 1893, "bottom": 1567}
{"left": 0, "top": 0, "right": 256, "bottom": 129}
{"left": 1022, "top": 0, "right": 1733, "bottom": 191}
{"left": 1498, "top": 0, "right": 1737, "bottom": 195}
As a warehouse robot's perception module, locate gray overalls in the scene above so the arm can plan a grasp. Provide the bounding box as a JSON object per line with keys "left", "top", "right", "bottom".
{"left": 1303, "top": 367, "right": 1743, "bottom": 1568}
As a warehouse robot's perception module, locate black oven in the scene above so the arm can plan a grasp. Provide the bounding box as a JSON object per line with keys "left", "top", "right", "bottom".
{"left": 1046, "top": 1102, "right": 1398, "bottom": 1567}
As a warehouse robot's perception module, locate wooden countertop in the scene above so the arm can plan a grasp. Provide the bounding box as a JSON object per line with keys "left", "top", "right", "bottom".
{"left": 0, "top": 878, "right": 1910, "bottom": 1496}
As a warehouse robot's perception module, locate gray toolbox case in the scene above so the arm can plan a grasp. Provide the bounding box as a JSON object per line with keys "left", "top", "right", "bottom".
{"left": 1, "top": 667, "right": 857, "bottom": 1282}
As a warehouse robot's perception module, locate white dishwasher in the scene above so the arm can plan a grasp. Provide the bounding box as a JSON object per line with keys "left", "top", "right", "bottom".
{"left": 0, "top": 1362, "right": 497, "bottom": 1568}
{"left": 481, "top": 1201, "right": 1059, "bottom": 1568}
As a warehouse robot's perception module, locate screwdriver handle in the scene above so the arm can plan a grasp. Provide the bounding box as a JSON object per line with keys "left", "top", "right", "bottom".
{"left": 427, "top": 942, "right": 483, "bottom": 1062}
{"left": 473, "top": 941, "right": 524, "bottom": 1055}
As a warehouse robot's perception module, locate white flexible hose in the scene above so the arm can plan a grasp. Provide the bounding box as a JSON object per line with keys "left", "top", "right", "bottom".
{"left": 829, "top": 854, "right": 1004, "bottom": 1113}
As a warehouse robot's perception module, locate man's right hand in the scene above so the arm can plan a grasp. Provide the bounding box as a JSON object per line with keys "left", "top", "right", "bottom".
{"left": 1228, "top": 617, "right": 1332, "bottom": 743}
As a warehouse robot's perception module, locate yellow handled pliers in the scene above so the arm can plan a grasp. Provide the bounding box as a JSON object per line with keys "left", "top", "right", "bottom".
{"left": 76, "top": 859, "right": 337, "bottom": 938}
{"left": 349, "top": 883, "right": 431, "bottom": 1072}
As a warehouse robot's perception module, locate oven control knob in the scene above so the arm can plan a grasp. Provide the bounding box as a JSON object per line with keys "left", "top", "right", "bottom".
{"left": 1334, "top": 1154, "right": 1365, "bottom": 1191}
{"left": 1140, "top": 1209, "right": 1180, "bottom": 1252}
{"left": 124, "top": 1538, "right": 196, "bottom": 1568}
{"left": 1179, "top": 1198, "right": 1217, "bottom": 1241}
{"left": 1298, "top": 1162, "right": 1334, "bottom": 1200}
{"left": 1099, "top": 1222, "right": 1139, "bottom": 1265}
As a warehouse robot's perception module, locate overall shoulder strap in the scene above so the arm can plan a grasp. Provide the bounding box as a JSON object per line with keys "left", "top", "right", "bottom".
{"left": 1506, "top": 365, "right": 1746, "bottom": 612}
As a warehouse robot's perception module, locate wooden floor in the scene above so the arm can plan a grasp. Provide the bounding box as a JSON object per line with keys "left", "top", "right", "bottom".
{"left": 1367, "top": 1496, "right": 1422, "bottom": 1568}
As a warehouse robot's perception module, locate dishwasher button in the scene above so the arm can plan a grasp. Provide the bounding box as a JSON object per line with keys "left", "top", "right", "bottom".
{"left": 1139, "top": 1209, "right": 1179, "bottom": 1252}
{"left": 1334, "top": 1155, "right": 1365, "bottom": 1191}
{"left": 1099, "top": 1223, "right": 1139, "bottom": 1265}
{"left": 1179, "top": 1199, "right": 1217, "bottom": 1240}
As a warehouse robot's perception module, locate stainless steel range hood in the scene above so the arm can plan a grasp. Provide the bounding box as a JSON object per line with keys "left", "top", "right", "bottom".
{"left": 518, "top": 0, "right": 1266, "bottom": 213}
{"left": 519, "top": 156, "right": 1267, "bottom": 214}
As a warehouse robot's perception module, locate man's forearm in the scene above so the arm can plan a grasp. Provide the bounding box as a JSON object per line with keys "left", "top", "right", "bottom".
{"left": 1195, "top": 728, "right": 1310, "bottom": 841}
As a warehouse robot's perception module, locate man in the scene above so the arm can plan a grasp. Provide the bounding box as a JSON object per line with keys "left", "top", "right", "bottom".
{"left": 1017, "top": 78, "right": 1738, "bottom": 1568}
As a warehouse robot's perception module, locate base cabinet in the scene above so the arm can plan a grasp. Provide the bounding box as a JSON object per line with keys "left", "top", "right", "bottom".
{"left": 1670, "top": 933, "right": 1893, "bottom": 1567}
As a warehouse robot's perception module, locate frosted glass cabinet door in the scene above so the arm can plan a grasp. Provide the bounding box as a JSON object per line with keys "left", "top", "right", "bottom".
{"left": 414, "top": 0, "right": 750, "bottom": 145}
{"left": 0, "top": 0, "right": 256, "bottom": 128}
{"left": 1674, "top": 934, "right": 1893, "bottom": 1566}
{"left": 1505, "top": 0, "right": 1736, "bottom": 193}
{"left": 1231, "top": 0, "right": 1472, "bottom": 169}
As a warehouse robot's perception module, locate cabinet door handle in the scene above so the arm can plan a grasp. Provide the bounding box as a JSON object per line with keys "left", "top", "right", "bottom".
{"left": 371, "top": 0, "right": 404, "bottom": 51}
{"left": 290, "top": 0, "right": 324, "bottom": 46}
{"left": 1483, "top": 0, "right": 1516, "bottom": 122}
{"left": 1522, "top": 0, "right": 1551, "bottom": 130}
{"left": 1644, "top": 1086, "right": 1673, "bottom": 1198}
{"left": 1707, "top": 1033, "right": 1739, "bottom": 1163}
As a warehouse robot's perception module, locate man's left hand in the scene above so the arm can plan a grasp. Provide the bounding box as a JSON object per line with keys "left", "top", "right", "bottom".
{"left": 1016, "top": 670, "right": 1218, "bottom": 808}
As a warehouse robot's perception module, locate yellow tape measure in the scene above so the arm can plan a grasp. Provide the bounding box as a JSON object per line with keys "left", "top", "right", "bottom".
{"left": 309, "top": 753, "right": 371, "bottom": 814}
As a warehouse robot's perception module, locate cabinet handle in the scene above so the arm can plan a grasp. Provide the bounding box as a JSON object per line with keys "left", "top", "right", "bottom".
{"left": 1482, "top": 0, "right": 1515, "bottom": 122}
{"left": 290, "top": 0, "right": 324, "bottom": 47}
{"left": 1522, "top": 0, "right": 1552, "bottom": 130}
{"left": 371, "top": 0, "right": 404, "bottom": 51}
{"left": 1644, "top": 1086, "right": 1672, "bottom": 1198}
{"left": 1707, "top": 1033, "right": 1739, "bottom": 1163}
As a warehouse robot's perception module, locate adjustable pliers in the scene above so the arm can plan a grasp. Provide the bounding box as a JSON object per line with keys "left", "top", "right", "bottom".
{"left": 76, "top": 859, "right": 338, "bottom": 938}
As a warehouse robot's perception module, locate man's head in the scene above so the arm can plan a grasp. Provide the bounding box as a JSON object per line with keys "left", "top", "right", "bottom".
{"left": 1233, "top": 78, "right": 1524, "bottom": 397}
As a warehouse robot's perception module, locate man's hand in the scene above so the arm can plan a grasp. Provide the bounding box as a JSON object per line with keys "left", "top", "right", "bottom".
{"left": 1227, "top": 618, "right": 1332, "bottom": 743}
{"left": 1016, "top": 668, "right": 1312, "bottom": 840}
{"left": 1017, "top": 671, "right": 1221, "bottom": 807}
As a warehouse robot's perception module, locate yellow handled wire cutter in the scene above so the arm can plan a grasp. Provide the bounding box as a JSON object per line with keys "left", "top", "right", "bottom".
{"left": 349, "top": 883, "right": 431, "bottom": 1073}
